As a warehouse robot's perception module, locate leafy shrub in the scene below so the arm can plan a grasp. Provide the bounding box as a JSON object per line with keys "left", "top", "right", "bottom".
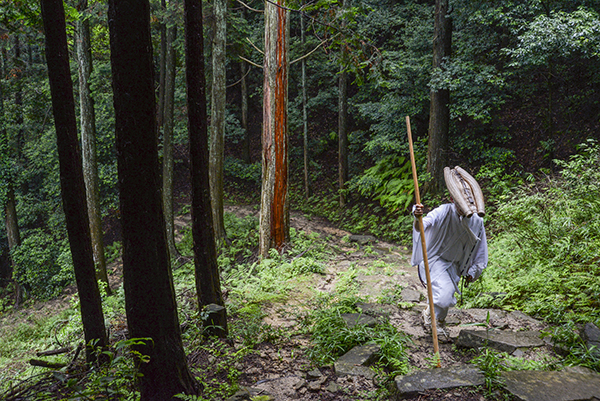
{"left": 223, "top": 157, "right": 261, "bottom": 184}
{"left": 464, "top": 139, "right": 600, "bottom": 324}
{"left": 302, "top": 295, "right": 411, "bottom": 375}
{"left": 347, "top": 155, "right": 414, "bottom": 213}
{"left": 11, "top": 230, "right": 73, "bottom": 299}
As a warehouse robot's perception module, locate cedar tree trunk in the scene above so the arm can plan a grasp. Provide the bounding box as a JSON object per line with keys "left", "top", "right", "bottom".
{"left": 259, "top": 0, "right": 290, "bottom": 257}
{"left": 76, "top": 0, "right": 111, "bottom": 295}
{"left": 107, "top": 0, "right": 198, "bottom": 397}
{"left": 209, "top": 0, "right": 227, "bottom": 244}
{"left": 427, "top": 0, "right": 452, "bottom": 195}
{"left": 185, "top": 0, "right": 228, "bottom": 336}
{"left": 40, "top": 0, "right": 108, "bottom": 361}
{"left": 163, "top": 24, "right": 180, "bottom": 260}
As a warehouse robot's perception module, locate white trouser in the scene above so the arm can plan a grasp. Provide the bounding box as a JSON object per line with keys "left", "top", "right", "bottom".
{"left": 418, "top": 258, "right": 460, "bottom": 322}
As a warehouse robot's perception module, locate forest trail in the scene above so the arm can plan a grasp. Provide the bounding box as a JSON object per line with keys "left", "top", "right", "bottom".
{"left": 214, "top": 206, "right": 600, "bottom": 401}
{"left": 2, "top": 206, "right": 597, "bottom": 400}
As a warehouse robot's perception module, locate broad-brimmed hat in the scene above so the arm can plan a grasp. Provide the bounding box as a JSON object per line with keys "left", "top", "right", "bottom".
{"left": 444, "top": 166, "right": 485, "bottom": 217}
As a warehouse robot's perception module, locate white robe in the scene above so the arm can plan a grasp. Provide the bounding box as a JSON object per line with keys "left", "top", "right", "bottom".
{"left": 411, "top": 203, "right": 488, "bottom": 321}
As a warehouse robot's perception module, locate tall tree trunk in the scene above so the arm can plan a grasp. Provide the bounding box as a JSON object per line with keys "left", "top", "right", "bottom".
{"left": 40, "top": 0, "right": 108, "bottom": 362}
{"left": 338, "top": 68, "right": 348, "bottom": 207}
{"left": 1, "top": 48, "right": 19, "bottom": 285}
{"left": 163, "top": 24, "right": 180, "bottom": 261}
{"left": 209, "top": 0, "right": 227, "bottom": 244}
{"left": 427, "top": 0, "right": 452, "bottom": 195}
{"left": 300, "top": 9, "right": 310, "bottom": 199}
{"left": 107, "top": 0, "right": 198, "bottom": 397}
{"left": 337, "top": 0, "right": 348, "bottom": 207}
{"left": 240, "top": 7, "right": 251, "bottom": 164}
{"left": 4, "top": 185, "right": 20, "bottom": 278}
{"left": 76, "top": 0, "right": 111, "bottom": 295}
{"left": 259, "top": 0, "right": 290, "bottom": 258}
{"left": 157, "top": 0, "right": 167, "bottom": 131}
{"left": 185, "top": 0, "right": 228, "bottom": 337}
{"left": 240, "top": 59, "right": 250, "bottom": 163}
{"left": 14, "top": 35, "right": 24, "bottom": 153}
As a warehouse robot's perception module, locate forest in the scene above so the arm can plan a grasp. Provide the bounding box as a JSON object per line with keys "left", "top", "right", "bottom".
{"left": 1, "top": 0, "right": 600, "bottom": 399}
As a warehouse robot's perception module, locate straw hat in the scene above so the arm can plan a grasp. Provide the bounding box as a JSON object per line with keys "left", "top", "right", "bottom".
{"left": 443, "top": 166, "right": 485, "bottom": 217}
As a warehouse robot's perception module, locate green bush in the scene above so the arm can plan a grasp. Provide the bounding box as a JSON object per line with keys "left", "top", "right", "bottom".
{"left": 464, "top": 139, "right": 600, "bottom": 324}
{"left": 11, "top": 230, "right": 74, "bottom": 299}
{"left": 347, "top": 155, "right": 414, "bottom": 213}
{"left": 302, "top": 295, "right": 411, "bottom": 375}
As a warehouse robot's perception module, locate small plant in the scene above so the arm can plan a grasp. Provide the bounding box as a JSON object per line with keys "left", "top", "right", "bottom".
{"left": 471, "top": 348, "right": 507, "bottom": 397}
{"left": 54, "top": 338, "right": 150, "bottom": 400}
{"left": 301, "top": 295, "right": 411, "bottom": 375}
{"left": 186, "top": 339, "right": 249, "bottom": 400}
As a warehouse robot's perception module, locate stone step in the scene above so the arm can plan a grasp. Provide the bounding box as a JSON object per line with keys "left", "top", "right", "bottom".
{"left": 334, "top": 343, "right": 381, "bottom": 379}
{"left": 501, "top": 368, "right": 600, "bottom": 401}
{"left": 393, "top": 365, "right": 484, "bottom": 399}
{"left": 456, "top": 329, "right": 544, "bottom": 353}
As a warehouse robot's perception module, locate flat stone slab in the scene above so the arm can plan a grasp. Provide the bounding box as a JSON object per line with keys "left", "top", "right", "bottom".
{"left": 334, "top": 343, "right": 381, "bottom": 378}
{"left": 582, "top": 323, "right": 600, "bottom": 357}
{"left": 349, "top": 234, "right": 377, "bottom": 244}
{"left": 341, "top": 313, "right": 377, "bottom": 328}
{"left": 456, "top": 329, "right": 544, "bottom": 353}
{"left": 501, "top": 370, "right": 600, "bottom": 401}
{"left": 465, "top": 308, "right": 507, "bottom": 322}
{"left": 394, "top": 365, "right": 484, "bottom": 399}
{"left": 400, "top": 288, "right": 421, "bottom": 303}
{"left": 356, "top": 302, "right": 399, "bottom": 316}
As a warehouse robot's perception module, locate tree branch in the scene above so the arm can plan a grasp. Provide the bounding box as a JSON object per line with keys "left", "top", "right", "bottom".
{"left": 246, "top": 37, "right": 264, "bottom": 55}
{"left": 291, "top": 35, "right": 337, "bottom": 65}
{"left": 227, "top": 61, "right": 253, "bottom": 88}
{"left": 235, "top": 0, "right": 263, "bottom": 13}
{"left": 239, "top": 55, "right": 263, "bottom": 69}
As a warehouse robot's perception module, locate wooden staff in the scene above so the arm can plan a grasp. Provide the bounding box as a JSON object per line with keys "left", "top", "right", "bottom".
{"left": 406, "top": 116, "right": 441, "bottom": 367}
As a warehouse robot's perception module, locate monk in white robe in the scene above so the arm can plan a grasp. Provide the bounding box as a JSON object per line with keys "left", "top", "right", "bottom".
{"left": 412, "top": 202, "right": 488, "bottom": 324}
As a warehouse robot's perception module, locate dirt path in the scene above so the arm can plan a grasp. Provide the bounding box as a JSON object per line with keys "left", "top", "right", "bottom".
{"left": 220, "top": 206, "right": 552, "bottom": 400}
{"left": 0, "top": 206, "right": 555, "bottom": 400}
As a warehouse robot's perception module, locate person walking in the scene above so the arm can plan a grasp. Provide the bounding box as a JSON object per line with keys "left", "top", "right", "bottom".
{"left": 412, "top": 166, "right": 488, "bottom": 327}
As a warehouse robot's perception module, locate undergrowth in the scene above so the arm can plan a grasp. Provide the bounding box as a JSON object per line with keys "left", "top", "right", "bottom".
{"left": 300, "top": 294, "right": 412, "bottom": 376}
{"left": 464, "top": 139, "right": 600, "bottom": 371}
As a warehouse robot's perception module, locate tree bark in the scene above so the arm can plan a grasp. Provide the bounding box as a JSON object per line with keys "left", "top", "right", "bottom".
{"left": 209, "top": 0, "right": 227, "bottom": 244}
{"left": 185, "top": 0, "right": 228, "bottom": 337}
{"left": 338, "top": 67, "right": 348, "bottom": 207}
{"left": 259, "top": 0, "right": 290, "bottom": 258}
{"left": 76, "top": 0, "right": 111, "bottom": 295}
{"left": 301, "top": 9, "right": 310, "bottom": 199}
{"left": 4, "top": 185, "right": 20, "bottom": 281}
{"left": 427, "top": 0, "right": 452, "bottom": 195}
{"left": 157, "top": 0, "right": 167, "bottom": 131}
{"left": 40, "top": 0, "right": 108, "bottom": 362}
{"left": 240, "top": 59, "right": 251, "bottom": 163}
{"left": 338, "top": 0, "right": 348, "bottom": 207}
{"left": 163, "top": 24, "right": 180, "bottom": 261}
{"left": 107, "top": 0, "right": 198, "bottom": 397}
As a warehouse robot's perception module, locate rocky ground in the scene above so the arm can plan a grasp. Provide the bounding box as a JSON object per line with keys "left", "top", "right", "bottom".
{"left": 207, "top": 206, "right": 600, "bottom": 401}
{"left": 2, "top": 205, "right": 599, "bottom": 400}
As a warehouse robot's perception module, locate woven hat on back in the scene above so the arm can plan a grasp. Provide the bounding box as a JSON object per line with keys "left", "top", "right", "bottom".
{"left": 443, "top": 166, "right": 485, "bottom": 217}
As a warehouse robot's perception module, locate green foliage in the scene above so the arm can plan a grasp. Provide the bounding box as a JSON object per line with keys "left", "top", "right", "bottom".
{"left": 183, "top": 339, "right": 249, "bottom": 401}
{"left": 224, "top": 157, "right": 261, "bottom": 184}
{"left": 301, "top": 295, "right": 411, "bottom": 375}
{"left": 545, "top": 321, "right": 600, "bottom": 372}
{"left": 296, "top": 190, "right": 414, "bottom": 245}
{"left": 11, "top": 230, "right": 74, "bottom": 299}
{"left": 229, "top": 306, "right": 287, "bottom": 349}
{"left": 506, "top": 8, "right": 600, "bottom": 66}
{"left": 471, "top": 348, "right": 507, "bottom": 397}
{"left": 347, "top": 156, "right": 414, "bottom": 213}
{"left": 51, "top": 338, "right": 149, "bottom": 401}
{"left": 464, "top": 139, "right": 600, "bottom": 325}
